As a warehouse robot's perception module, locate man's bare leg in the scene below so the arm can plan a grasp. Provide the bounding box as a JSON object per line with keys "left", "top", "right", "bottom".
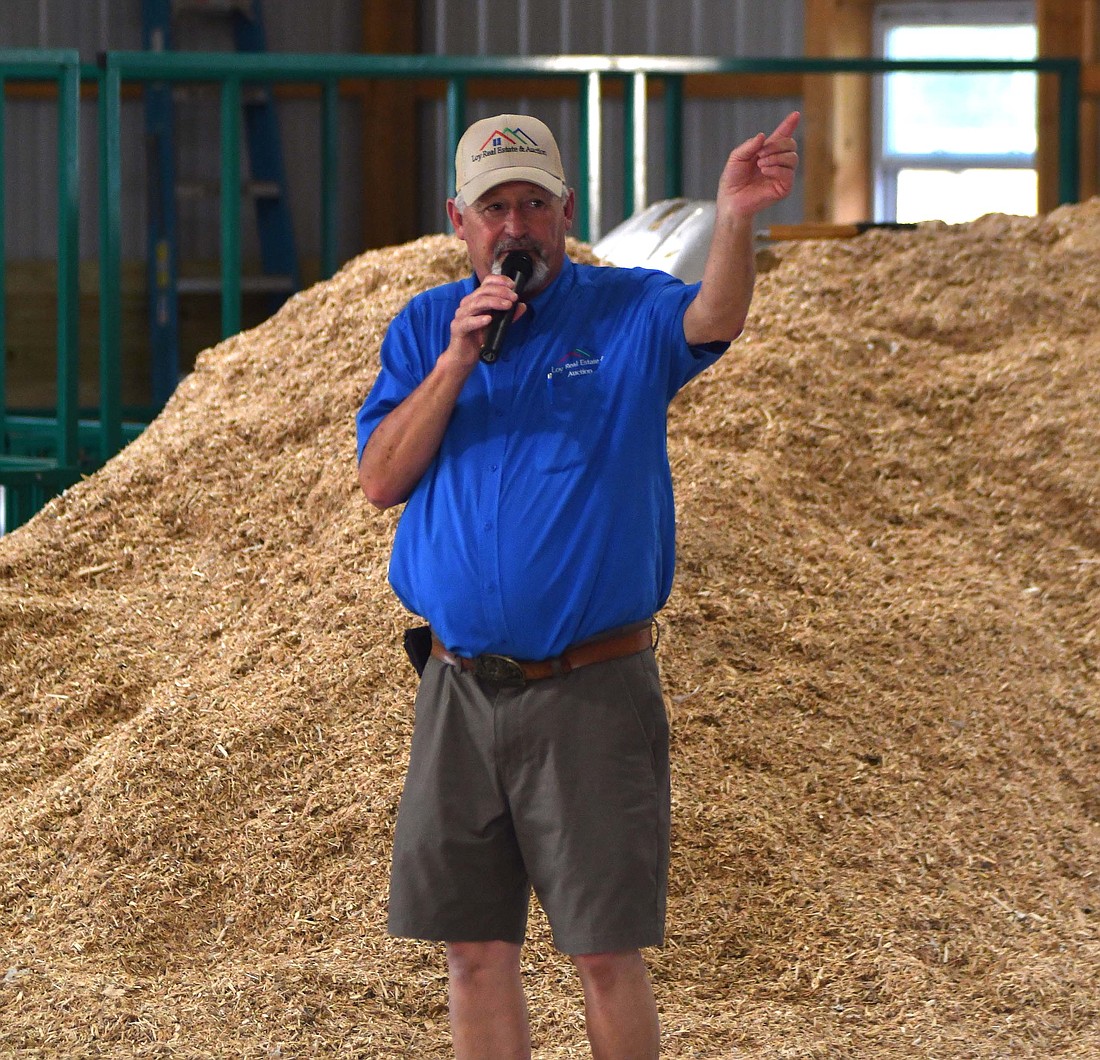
{"left": 572, "top": 949, "right": 660, "bottom": 1060}
{"left": 446, "top": 940, "right": 530, "bottom": 1060}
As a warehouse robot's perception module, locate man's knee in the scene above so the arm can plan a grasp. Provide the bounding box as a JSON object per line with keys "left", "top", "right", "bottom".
{"left": 570, "top": 949, "right": 647, "bottom": 994}
{"left": 447, "top": 940, "right": 522, "bottom": 986}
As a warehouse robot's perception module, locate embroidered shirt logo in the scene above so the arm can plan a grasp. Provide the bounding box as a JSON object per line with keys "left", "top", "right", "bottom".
{"left": 547, "top": 348, "right": 602, "bottom": 382}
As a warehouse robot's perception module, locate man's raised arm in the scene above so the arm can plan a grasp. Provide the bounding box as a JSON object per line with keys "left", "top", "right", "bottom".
{"left": 683, "top": 111, "right": 800, "bottom": 347}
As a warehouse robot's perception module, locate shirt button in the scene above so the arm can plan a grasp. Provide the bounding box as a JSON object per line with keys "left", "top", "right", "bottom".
{"left": 490, "top": 464, "right": 498, "bottom": 472}
{"left": 483, "top": 521, "right": 493, "bottom": 531}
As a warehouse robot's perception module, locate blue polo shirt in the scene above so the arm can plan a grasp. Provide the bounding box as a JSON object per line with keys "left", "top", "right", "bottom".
{"left": 356, "top": 257, "right": 727, "bottom": 659}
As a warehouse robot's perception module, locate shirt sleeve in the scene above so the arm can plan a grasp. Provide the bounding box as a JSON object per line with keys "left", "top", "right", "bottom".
{"left": 635, "top": 270, "right": 730, "bottom": 401}
{"left": 356, "top": 279, "right": 475, "bottom": 462}
{"left": 355, "top": 326, "right": 412, "bottom": 463}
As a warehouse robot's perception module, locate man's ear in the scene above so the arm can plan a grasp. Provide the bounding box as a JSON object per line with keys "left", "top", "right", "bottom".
{"left": 562, "top": 189, "right": 576, "bottom": 230}
{"left": 446, "top": 198, "right": 465, "bottom": 237}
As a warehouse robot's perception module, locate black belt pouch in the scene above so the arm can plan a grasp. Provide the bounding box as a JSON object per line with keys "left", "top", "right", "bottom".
{"left": 403, "top": 624, "right": 433, "bottom": 676}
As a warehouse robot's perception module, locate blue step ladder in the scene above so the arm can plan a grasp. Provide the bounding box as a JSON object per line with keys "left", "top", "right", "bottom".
{"left": 142, "top": 0, "right": 300, "bottom": 406}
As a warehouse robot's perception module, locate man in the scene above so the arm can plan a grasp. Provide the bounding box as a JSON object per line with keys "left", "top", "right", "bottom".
{"left": 357, "top": 111, "right": 799, "bottom": 1059}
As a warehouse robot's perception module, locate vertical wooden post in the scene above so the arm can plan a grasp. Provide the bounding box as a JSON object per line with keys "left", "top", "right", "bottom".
{"left": 1079, "top": 0, "right": 1099, "bottom": 198}
{"left": 803, "top": 0, "right": 874, "bottom": 222}
{"left": 361, "top": 0, "right": 420, "bottom": 249}
{"left": 1037, "top": 0, "right": 1088, "bottom": 211}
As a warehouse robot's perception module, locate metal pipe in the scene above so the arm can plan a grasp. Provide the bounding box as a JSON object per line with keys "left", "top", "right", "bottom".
{"left": 321, "top": 75, "right": 340, "bottom": 280}
{"left": 1057, "top": 58, "right": 1082, "bottom": 206}
{"left": 0, "top": 73, "right": 7, "bottom": 453}
{"left": 580, "top": 71, "right": 602, "bottom": 242}
{"left": 220, "top": 76, "right": 242, "bottom": 339}
{"left": 623, "top": 71, "right": 648, "bottom": 216}
{"left": 56, "top": 57, "right": 81, "bottom": 467}
{"left": 445, "top": 75, "right": 466, "bottom": 202}
{"left": 98, "top": 60, "right": 122, "bottom": 461}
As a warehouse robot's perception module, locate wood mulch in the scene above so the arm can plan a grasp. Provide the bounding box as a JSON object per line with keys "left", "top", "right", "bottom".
{"left": 1, "top": 201, "right": 1097, "bottom": 1057}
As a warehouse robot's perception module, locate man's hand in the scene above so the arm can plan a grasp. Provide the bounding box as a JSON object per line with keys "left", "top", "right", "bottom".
{"left": 358, "top": 273, "right": 528, "bottom": 510}
{"left": 446, "top": 273, "right": 528, "bottom": 367}
{"left": 717, "top": 111, "right": 800, "bottom": 221}
{"left": 682, "top": 111, "right": 801, "bottom": 346}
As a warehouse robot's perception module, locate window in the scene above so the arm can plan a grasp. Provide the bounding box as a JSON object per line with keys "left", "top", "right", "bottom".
{"left": 874, "top": 1, "right": 1038, "bottom": 223}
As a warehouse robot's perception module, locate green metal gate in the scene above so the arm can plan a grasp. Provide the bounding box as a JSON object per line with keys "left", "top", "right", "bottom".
{"left": 0, "top": 50, "right": 1083, "bottom": 534}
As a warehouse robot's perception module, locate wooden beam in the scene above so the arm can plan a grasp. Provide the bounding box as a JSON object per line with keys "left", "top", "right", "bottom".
{"left": 5, "top": 82, "right": 143, "bottom": 101}
{"left": 803, "top": 0, "right": 875, "bottom": 222}
{"left": 360, "top": 0, "right": 420, "bottom": 250}
{"left": 1081, "top": 3, "right": 1100, "bottom": 198}
{"left": 1037, "top": 0, "right": 1087, "bottom": 210}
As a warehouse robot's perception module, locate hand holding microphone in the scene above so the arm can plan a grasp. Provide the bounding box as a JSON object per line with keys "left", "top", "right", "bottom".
{"left": 479, "top": 250, "right": 534, "bottom": 364}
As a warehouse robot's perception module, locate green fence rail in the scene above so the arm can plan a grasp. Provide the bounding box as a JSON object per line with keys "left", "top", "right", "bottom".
{"left": 0, "top": 50, "right": 1085, "bottom": 533}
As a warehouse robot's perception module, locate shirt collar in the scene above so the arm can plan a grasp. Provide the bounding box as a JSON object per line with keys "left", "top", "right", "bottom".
{"left": 463, "top": 255, "right": 575, "bottom": 311}
{"left": 526, "top": 255, "right": 574, "bottom": 313}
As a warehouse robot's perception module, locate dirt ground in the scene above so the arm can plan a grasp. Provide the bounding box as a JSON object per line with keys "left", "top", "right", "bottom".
{"left": 1, "top": 201, "right": 1098, "bottom": 1058}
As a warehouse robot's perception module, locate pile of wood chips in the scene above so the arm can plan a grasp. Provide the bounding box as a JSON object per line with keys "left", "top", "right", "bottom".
{"left": 1, "top": 201, "right": 1098, "bottom": 1058}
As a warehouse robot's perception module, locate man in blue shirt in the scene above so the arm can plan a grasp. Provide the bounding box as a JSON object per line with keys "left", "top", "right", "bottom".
{"left": 357, "top": 111, "right": 799, "bottom": 1059}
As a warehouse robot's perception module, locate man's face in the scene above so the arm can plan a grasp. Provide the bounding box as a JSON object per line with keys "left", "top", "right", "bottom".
{"left": 448, "top": 181, "right": 576, "bottom": 297}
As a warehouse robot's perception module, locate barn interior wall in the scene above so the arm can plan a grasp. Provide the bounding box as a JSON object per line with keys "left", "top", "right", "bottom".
{"left": 2, "top": 0, "right": 805, "bottom": 266}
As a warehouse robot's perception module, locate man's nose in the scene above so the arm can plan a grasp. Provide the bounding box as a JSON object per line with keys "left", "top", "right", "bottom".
{"left": 502, "top": 206, "right": 528, "bottom": 235}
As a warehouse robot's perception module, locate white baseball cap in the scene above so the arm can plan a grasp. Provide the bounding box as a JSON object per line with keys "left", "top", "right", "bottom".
{"left": 455, "top": 113, "right": 567, "bottom": 204}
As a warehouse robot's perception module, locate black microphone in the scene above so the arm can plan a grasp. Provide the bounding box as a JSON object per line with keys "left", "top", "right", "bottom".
{"left": 479, "top": 250, "right": 534, "bottom": 364}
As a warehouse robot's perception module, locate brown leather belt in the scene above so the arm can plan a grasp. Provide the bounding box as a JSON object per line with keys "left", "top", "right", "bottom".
{"left": 431, "top": 624, "right": 654, "bottom": 688}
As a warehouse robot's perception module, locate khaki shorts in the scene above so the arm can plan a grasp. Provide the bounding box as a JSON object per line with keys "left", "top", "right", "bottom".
{"left": 387, "top": 648, "right": 670, "bottom": 955}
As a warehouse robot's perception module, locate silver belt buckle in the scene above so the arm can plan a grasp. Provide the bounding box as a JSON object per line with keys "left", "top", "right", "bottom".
{"left": 475, "top": 653, "right": 527, "bottom": 687}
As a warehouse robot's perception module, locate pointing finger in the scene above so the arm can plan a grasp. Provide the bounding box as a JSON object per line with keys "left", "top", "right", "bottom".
{"left": 768, "top": 110, "right": 801, "bottom": 142}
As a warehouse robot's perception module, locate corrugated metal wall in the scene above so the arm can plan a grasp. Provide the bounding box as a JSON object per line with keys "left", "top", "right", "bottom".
{"left": 2, "top": 0, "right": 804, "bottom": 263}
{"left": 2, "top": 1, "right": 137, "bottom": 264}
{"left": 1, "top": 0, "right": 363, "bottom": 264}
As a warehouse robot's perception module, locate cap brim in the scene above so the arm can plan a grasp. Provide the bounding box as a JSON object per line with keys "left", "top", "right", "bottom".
{"left": 459, "top": 166, "right": 567, "bottom": 204}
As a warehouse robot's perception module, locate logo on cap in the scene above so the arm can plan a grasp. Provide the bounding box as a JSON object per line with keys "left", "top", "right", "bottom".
{"left": 480, "top": 126, "right": 540, "bottom": 152}
{"left": 456, "top": 113, "right": 565, "bottom": 201}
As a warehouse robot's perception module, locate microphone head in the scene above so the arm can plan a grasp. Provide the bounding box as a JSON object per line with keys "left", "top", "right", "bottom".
{"left": 479, "top": 250, "right": 535, "bottom": 365}
{"left": 500, "top": 250, "right": 534, "bottom": 290}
